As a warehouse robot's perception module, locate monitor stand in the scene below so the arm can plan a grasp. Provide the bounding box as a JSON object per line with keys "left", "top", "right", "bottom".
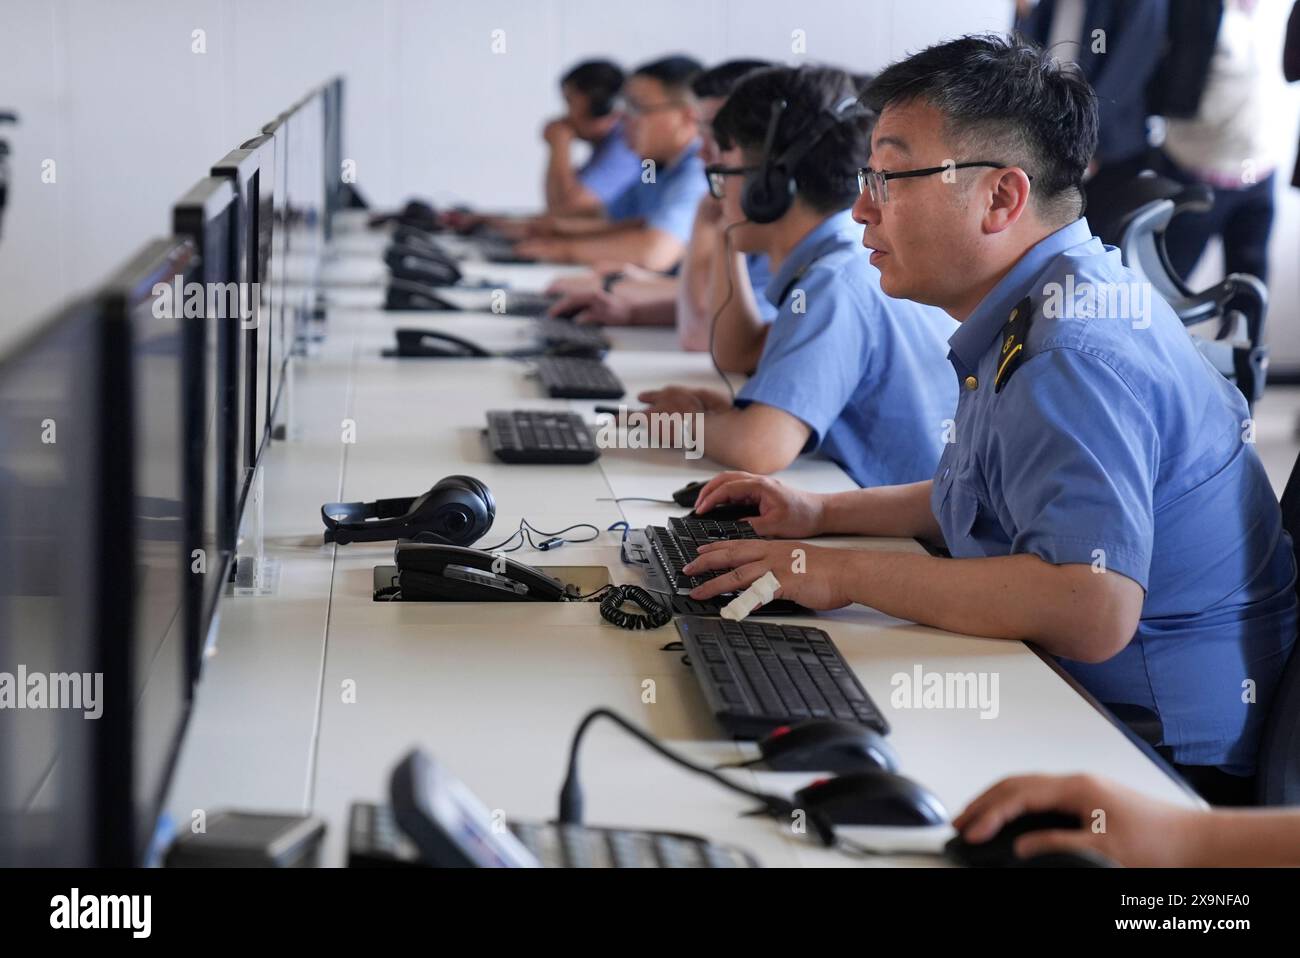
{"left": 230, "top": 467, "right": 280, "bottom": 596}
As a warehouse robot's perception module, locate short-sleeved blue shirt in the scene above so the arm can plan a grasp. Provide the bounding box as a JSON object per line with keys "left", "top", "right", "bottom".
{"left": 932, "top": 217, "right": 1297, "bottom": 774}
{"left": 745, "top": 253, "right": 778, "bottom": 323}
{"left": 604, "top": 141, "right": 707, "bottom": 244}
{"left": 577, "top": 121, "right": 643, "bottom": 210}
{"left": 735, "top": 210, "right": 958, "bottom": 488}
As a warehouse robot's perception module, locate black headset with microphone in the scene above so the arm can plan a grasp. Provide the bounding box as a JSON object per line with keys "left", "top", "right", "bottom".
{"left": 741, "top": 94, "right": 872, "bottom": 225}
{"left": 322, "top": 474, "right": 496, "bottom": 546}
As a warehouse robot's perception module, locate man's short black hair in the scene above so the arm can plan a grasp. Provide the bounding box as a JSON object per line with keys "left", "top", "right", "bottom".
{"left": 632, "top": 55, "right": 704, "bottom": 96}
{"left": 712, "top": 65, "right": 873, "bottom": 214}
{"left": 690, "top": 59, "right": 771, "bottom": 99}
{"left": 561, "top": 59, "right": 624, "bottom": 106}
{"left": 864, "top": 33, "right": 1098, "bottom": 223}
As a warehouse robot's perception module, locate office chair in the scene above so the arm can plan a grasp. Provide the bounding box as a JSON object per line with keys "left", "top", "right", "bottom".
{"left": 1116, "top": 178, "right": 1270, "bottom": 409}
{"left": 1255, "top": 447, "right": 1300, "bottom": 805}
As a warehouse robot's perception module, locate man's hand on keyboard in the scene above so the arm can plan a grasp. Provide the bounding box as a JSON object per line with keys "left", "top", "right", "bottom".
{"left": 693, "top": 472, "right": 825, "bottom": 538}
{"left": 682, "top": 539, "right": 853, "bottom": 610}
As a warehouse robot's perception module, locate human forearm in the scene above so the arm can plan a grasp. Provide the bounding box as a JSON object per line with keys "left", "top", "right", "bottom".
{"left": 819, "top": 480, "right": 942, "bottom": 541}
{"left": 564, "top": 229, "right": 684, "bottom": 271}
{"left": 697, "top": 408, "right": 804, "bottom": 475}
{"left": 676, "top": 219, "right": 721, "bottom": 350}
{"left": 545, "top": 153, "right": 602, "bottom": 216}
{"left": 832, "top": 550, "right": 1138, "bottom": 662}
{"left": 1180, "top": 810, "right": 1300, "bottom": 867}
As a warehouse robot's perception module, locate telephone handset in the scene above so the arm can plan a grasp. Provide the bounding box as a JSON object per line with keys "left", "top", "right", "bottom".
{"left": 392, "top": 542, "right": 574, "bottom": 602}
{"left": 389, "top": 328, "right": 494, "bottom": 358}
{"left": 390, "top": 750, "right": 539, "bottom": 867}
{"left": 385, "top": 247, "right": 461, "bottom": 286}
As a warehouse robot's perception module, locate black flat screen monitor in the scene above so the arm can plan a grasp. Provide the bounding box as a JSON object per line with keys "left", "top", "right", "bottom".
{"left": 0, "top": 300, "right": 111, "bottom": 866}
{"left": 173, "top": 176, "right": 238, "bottom": 684}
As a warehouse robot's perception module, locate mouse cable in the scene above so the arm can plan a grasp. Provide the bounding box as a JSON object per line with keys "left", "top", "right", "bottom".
{"left": 477, "top": 518, "right": 601, "bottom": 554}
{"left": 733, "top": 802, "right": 949, "bottom": 862}
{"left": 706, "top": 223, "right": 742, "bottom": 401}
{"left": 831, "top": 834, "right": 946, "bottom": 861}
{"left": 595, "top": 496, "right": 678, "bottom": 504}
{"left": 555, "top": 707, "right": 830, "bottom": 841}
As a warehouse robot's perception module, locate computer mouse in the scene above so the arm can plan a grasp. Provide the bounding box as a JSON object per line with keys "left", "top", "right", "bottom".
{"left": 551, "top": 302, "right": 583, "bottom": 321}
{"left": 793, "top": 771, "right": 948, "bottom": 827}
{"left": 674, "top": 481, "right": 762, "bottom": 520}
{"left": 672, "top": 480, "right": 708, "bottom": 508}
{"left": 944, "top": 812, "right": 1083, "bottom": 868}
{"left": 758, "top": 720, "right": 899, "bottom": 774}
{"left": 692, "top": 501, "right": 761, "bottom": 521}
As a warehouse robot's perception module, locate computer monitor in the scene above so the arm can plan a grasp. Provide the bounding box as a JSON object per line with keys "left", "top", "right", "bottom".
{"left": 323, "top": 77, "right": 345, "bottom": 237}
{"left": 260, "top": 117, "right": 290, "bottom": 427}
{"left": 235, "top": 132, "right": 276, "bottom": 469}
{"left": 0, "top": 300, "right": 115, "bottom": 866}
{"left": 284, "top": 92, "right": 325, "bottom": 344}
{"left": 210, "top": 147, "right": 262, "bottom": 502}
{"left": 172, "top": 176, "right": 239, "bottom": 685}
{"left": 96, "top": 238, "right": 202, "bottom": 866}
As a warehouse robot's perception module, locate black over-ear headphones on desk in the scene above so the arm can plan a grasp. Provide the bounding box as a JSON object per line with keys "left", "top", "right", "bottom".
{"left": 322, "top": 474, "right": 496, "bottom": 545}
{"left": 742, "top": 94, "right": 872, "bottom": 224}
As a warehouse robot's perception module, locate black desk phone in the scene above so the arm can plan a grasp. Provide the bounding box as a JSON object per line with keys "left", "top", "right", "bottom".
{"left": 347, "top": 750, "right": 759, "bottom": 868}
{"left": 376, "top": 542, "right": 577, "bottom": 602}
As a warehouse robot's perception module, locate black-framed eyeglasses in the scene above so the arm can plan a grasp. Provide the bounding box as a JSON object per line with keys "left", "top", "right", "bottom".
{"left": 856, "top": 162, "right": 1032, "bottom": 204}
{"left": 704, "top": 163, "right": 759, "bottom": 200}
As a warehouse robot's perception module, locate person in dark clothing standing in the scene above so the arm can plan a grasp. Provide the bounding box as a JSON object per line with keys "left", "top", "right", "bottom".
{"left": 1015, "top": 0, "right": 1168, "bottom": 230}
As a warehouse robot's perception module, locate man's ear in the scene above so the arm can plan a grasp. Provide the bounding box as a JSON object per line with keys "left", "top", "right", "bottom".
{"left": 983, "top": 167, "right": 1032, "bottom": 234}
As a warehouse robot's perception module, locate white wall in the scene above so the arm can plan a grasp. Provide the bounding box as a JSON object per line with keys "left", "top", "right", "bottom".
{"left": 1, "top": 0, "right": 1298, "bottom": 363}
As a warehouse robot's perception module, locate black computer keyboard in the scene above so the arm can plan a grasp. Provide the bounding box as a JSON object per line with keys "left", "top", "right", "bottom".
{"left": 486, "top": 410, "right": 599, "bottom": 464}
{"left": 534, "top": 356, "right": 625, "bottom": 399}
{"left": 648, "top": 518, "right": 760, "bottom": 593}
{"left": 347, "top": 803, "right": 758, "bottom": 868}
{"left": 676, "top": 616, "right": 889, "bottom": 739}
{"left": 638, "top": 518, "right": 805, "bottom": 616}
{"left": 669, "top": 515, "right": 760, "bottom": 543}
{"left": 534, "top": 318, "right": 610, "bottom": 356}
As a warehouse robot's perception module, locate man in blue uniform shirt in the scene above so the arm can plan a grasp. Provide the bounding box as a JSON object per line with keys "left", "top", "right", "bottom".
{"left": 540, "top": 59, "right": 780, "bottom": 336}
{"left": 517, "top": 56, "right": 708, "bottom": 271}
{"left": 637, "top": 65, "right": 957, "bottom": 486}
{"left": 542, "top": 60, "right": 643, "bottom": 216}
{"left": 682, "top": 35, "right": 1297, "bottom": 804}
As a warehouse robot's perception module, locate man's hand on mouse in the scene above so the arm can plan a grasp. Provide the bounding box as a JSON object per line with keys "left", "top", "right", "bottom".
{"left": 692, "top": 471, "right": 826, "bottom": 538}
{"left": 636, "top": 385, "right": 731, "bottom": 417}
{"left": 953, "top": 773, "right": 1206, "bottom": 868}
{"left": 682, "top": 539, "right": 855, "bottom": 611}
{"left": 546, "top": 288, "right": 631, "bottom": 325}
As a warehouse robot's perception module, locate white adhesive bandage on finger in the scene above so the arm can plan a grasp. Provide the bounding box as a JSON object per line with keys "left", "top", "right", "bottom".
{"left": 720, "top": 570, "right": 781, "bottom": 621}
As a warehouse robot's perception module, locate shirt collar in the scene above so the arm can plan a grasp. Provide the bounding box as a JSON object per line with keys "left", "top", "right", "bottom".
{"left": 594, "top": 120, "right": 624, "bottom": 153}
{"left": 659, "top": 139, "right": 701, "bottom": 178}
{"left": 764, "top": 209, "right": 858, "bottom": 306}
{"left": 947, "top": 217, "right": 1097, "bottom": 375}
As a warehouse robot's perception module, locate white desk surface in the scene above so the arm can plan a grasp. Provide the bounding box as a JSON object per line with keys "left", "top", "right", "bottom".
{"left": 166, "top": 247, "right": 1201, "bottom": 868}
